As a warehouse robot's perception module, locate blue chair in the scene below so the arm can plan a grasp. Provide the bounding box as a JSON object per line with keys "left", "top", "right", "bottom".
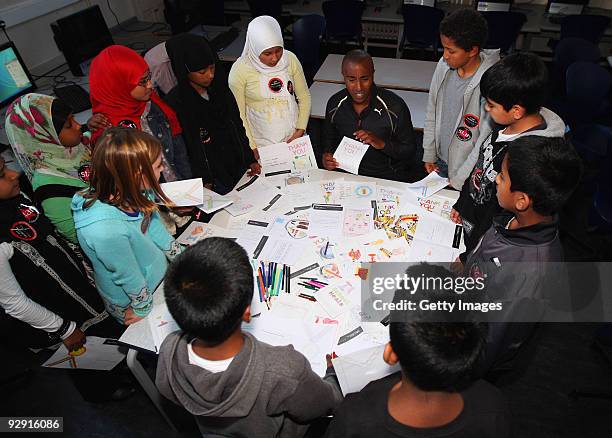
{"left": 247, "top": 0, "right": 283, "bottom": 21}
{"left": 590, "top": 126, "right": 612, "bottom": 230}
{"left": 565, "top": 62, "right": 612, "bottom": 125}
{"left": 560, "top": 14, "right": 611, "bottom": 45}
{"left": 397, "top": 5, "right": 444, "bottom": 59}
{"left": 482, "top": 11, "right": 527, "bottom": 53}
{"left": 292, "top": 15, "right": 326, "bottom": 85}
{"left": 322, "top": 0, "right": 365, "bottom": 50}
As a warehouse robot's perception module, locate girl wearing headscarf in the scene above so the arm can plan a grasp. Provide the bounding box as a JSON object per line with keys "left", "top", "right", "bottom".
{"left": 89, "top": 45, "right": 192, "bottom": 182}
{"left": 5, "top": 93, "right": 104, "bottom": 244}
{"left": 165, "top": 34, "right": 261, "bottom": 195}
{"left": 228, "top": 15, "right": 311, "bottom": 154}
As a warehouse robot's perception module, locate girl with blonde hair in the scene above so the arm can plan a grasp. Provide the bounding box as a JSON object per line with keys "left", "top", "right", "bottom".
{"left": 72, "top": 127, "right": 181, "bottom": 325}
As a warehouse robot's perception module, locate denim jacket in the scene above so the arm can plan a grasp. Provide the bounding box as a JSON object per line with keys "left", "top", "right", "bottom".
{"left": 144, "top": 102, "right": 192, "bottom": 181}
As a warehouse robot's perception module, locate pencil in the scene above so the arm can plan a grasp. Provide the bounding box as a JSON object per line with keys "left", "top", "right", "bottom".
{"left": 298, "top": 293, "right": 316, "bottom": 302}
{"left": 287, "top": 266, "right": 291, "bottom": 294}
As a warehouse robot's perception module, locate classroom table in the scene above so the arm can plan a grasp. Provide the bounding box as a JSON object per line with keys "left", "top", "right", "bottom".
{"left": 308, "top": 81, "right": 428, "bottom": 132}
{"left": 121, "top": 168, "right": 460, "bottom": 429}
{"left": 314, "top": 54, "right": 436, "bottom": 92}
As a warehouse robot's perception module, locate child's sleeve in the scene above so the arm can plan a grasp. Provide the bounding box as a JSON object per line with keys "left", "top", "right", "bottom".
{"left": 148, "top": 212, "right": 183, "bottom": 260}
{"left": 87, "top": 222, "right": 153, "bottom": 318}
{"left": 282, "top": 355, "right": 343, "bottom": 422}
{"left": 422, "top": 62, "right": 444, "bottom": 163}
{"left": 41, "top": 197, "right": 78, "bottom": 244}
{"left": 290, "top": 53, "right": 311, "bottom": 131}
{"left": 228, "top": 63, "right": 258, "bottom": 150}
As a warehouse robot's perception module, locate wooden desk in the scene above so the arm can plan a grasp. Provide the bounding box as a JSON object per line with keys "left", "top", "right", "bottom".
{"left": 314, "top": 54, "right": 435, "bottom": 92}
{"left": 309, "top": 81, "right": 427, "bottom": 131}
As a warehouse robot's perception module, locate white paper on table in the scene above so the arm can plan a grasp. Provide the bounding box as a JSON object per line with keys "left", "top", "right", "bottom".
{"left": 225, "top": 177, "right": 283, "bottom": 217}
{"left": 342, "top": 206, "right": 374, "bottom": 238}
{"left": 337, "top": 181, "right": 377, "bottom": 207}
{"left": 43, "top": 336, "right": 125, "bottom": 370}
{"left": 258, "top": 135, "right": 317, "bottom": 175}
{"left": 415, "top": 194, "right": 455, "bottom": 220}
{"left": 148, "top": 301, "right": 181, "bottom": 352}
{"left": 284, "top": 181, "right": 318, "bottom": 210}
{"left": 411, "top": 208, "right": 463, "bottom": 250}
{"left": 332, "top": 344, "right": 401, "bottom": 395}
{"left": 235, "top": 220, "right": 271, "bottom": 257}
{"left": 405, "top": 171, "right": 449, "bottom": 199}
{"left": 176, "top": 221, "right": 236, "bottom": 245}
{"left": 316, "top": 280, "right": 358, "bottom": 319}
{"left": 160, "top": 178, "right": 204, "bottom": 206}
{"left": 308, "top": 204, "right": 344, "bottom": 239}
{"left": 258, "top": 236, "right": 309, "bottom": 266}
{"left": 408, "top": 237, "right": 462, "bottom": 263}
{"left": 242, "top": 313, "right": 337, "bottom": 376}
{"left": 197, "top": 186, "right": 233, "bottom": 214}
{"left": 333, "top": 136, "right": 369, "bottom": 175}
{"left": 269, "top": 215, "right": 311, "bottom": 240}
{"left": 318, "top": 178, "right": 344, "bottom": 204}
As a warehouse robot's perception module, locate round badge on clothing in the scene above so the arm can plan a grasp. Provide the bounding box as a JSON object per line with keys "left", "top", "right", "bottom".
{"left": 118, "top": 120, "right": 138, "bottom": 129}
{"left": 456, "top": 126, "right": 472, "bottom": 142}
{"left": 464, "top": 114, "right": 480, "bottom": 128}
{"left": 268, "top": 77, "right": 284, "bottom": 93}
{"left": 10, "top": 221, "right": 37, "bottom": 241}
{"left": 78, "top": 163, "right": 91, "bottom": 183}
{"left": 18, "top": 204, "right": 39, "bottom": 223}
{"left": 287, "top": 80, "right": 294, "bottom": 95}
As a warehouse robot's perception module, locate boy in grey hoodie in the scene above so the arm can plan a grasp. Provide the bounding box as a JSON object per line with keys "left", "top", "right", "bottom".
{"left": 156, "top": 237, "right": 342, "bottom": 438}
{"left": 422, "top": 8, "right": 500, "bottom": 189}
{"left": 451, "top": 52, "right": 566, "bottom": 264}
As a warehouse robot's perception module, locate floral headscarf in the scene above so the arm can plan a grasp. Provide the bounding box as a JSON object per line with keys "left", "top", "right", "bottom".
{"left": 5, "top": 93, "right": 90, "bottom": 183}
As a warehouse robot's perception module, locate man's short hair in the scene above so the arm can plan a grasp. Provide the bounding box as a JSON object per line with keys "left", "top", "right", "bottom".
{"left": 439, "top": 8, "right": 488, "bottom": 52}
{"left": 480, "top": 52, "right": 548, "bottom": 114}
{"left": 390, "top": 264, "right": 486, "bottom": 392}
{"left": 341, "top": 49, "right": 374, "bottom": 71}
{"left": 506, "top": 136, "right": 583, "bottom": 216}
{"left": 164, "top": 238, "right": 253, "bottom": 346}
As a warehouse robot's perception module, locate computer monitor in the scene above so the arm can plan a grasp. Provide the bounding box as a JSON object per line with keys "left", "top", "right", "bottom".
{"left": 403, "top": 0, "right": 436, "bottom": 7}
{"left": 476, "top": 1, "right": 513, "bottom": 12}
{"left": 0, "top": 42, "right": 36, "bottom": 109}
{"left": 51, "top": 5, "right": 114, "bottom": 76}
{"left": 546, "top": 0, "right": 589, "bottom": 15}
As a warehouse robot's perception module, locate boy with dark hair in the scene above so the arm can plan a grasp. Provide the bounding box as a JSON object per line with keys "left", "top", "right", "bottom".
{"left": 422, "top": 8, "right": 499, "bottom": 189}
{"left": 451, "top": 52, "right": 566, "bottom": 263}
{"left": 465, "top": 136, "right": 582, "bottom": 371}
{"left": 325, "top": 263, "right": 511, "bottom": 438}
{"left": 156, "top": 237, "right": 342, "bottom": 437}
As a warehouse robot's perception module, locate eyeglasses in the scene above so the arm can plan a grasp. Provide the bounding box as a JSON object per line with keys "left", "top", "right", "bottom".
{"left": 137, "top": 70, "right": 152, "bottom": 87}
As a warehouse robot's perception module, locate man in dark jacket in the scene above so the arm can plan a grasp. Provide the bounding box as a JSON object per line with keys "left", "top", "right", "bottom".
{"left": 322, "top": 50, "right": 424, "bottom": 182}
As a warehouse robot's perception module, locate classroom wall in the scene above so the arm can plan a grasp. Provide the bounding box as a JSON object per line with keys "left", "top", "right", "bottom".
{"left": 1, "top": 0, "right": 137, "bottom": 74}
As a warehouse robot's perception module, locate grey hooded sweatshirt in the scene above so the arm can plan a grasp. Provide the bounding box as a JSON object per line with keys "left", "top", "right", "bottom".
{"left": 422, "top": 49, "right": 501, "bottom": 189}
{"left": 156, "top": 331, "right": 343, "bottom": 438}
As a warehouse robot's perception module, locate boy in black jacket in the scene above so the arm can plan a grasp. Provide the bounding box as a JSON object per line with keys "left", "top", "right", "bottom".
{"left": 325, "top": 263, "right": 511, "bottom": 438}
{"left": 465, "top": 136, "right": 582, "bottom": 371}
{"left": 322, "top": 50, "right": 423, "bottom": 182}
{"left": 451, "top": 53, "right": 565, "bottom": 264}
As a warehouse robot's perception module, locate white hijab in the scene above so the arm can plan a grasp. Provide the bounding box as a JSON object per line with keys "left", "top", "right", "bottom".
{"left": 240, "top": 15, "right": 289, "bottom": 74}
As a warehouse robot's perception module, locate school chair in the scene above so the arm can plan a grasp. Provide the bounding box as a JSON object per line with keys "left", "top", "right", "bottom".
{"left": 481, "top": 11, "right": 527, "bottom": 54}
{"left": 397, "top": 5, "right": 444, "bottom": 59}
{"left": 550, "top": 37, "right": 601, "bottom": 98}
{"left": 590, "top": 127, "right": 612, "bottom": 231}
{"left": 322, "top": 0, "right": 365, "bottom": 51}
{"left": 292, "top": 15, "right": 326, "bottom": 85}
{"left": 565, "top": 62, "right": 612, "bottom": 126}
{"left": 247, "top": 0, "right": 283, "bottom": 22}
{"left": 560, "top": 14, "right": 611, "bottom": 45}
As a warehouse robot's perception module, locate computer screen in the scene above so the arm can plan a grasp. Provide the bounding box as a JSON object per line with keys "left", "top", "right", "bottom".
{"left": 476, "top": 1, "right": 513, "bottom": 12}
{"left": 0, "top": 42, "right": 36, "bottom": 108}
{"left": 403, "top": 0, "right": 436, "bottom": 6}
{"left": 51, "top": 5, "right": 114, "bottom": 76}
{"left": 547, "top": 0, "right": 589, "bottom": 15}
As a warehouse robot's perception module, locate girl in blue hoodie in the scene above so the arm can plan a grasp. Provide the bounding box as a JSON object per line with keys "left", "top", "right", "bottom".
{"left": 72, "top": 127, "right": 182, "bottom": 325}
